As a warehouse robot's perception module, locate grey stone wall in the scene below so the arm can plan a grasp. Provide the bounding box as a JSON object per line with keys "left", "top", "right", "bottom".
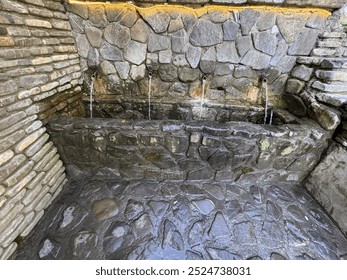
{"left": 68, "top": 3, "right": 330, "bottom": 114}
{"left": 47, "top": 116, "right": 331, "bottom": 185}
{"left": 73, "top": 0, "right": 346, "bottom": 10}
{"left": 0, "top": 0, "right": 83, "bottom": 259}
{"left": 305, "top": 143, "right": 347, "bottom": 236}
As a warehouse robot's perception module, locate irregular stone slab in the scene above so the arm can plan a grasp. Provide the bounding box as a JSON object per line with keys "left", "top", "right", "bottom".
{"left": 257, "top": 12, "right": 276, "bottom": 31}
{"left": 178, "top": 67, "right": 199, "bottom": 82}
{"left": 188, "top": 220, "right": 204, "bottom": 246}
{"left": 115, "top": 61, "right": 130, "bottom": 80}
{"left": 172, "top": 29, "right": 189, "bottom": 53}
{"left": 125, "top": 199, "right": 144, "bottom": 220}
{"left": 240, "top": 50, "right": 271, "bottom": 70}
{"left": 103, "top": 221, "right": 132, "bottom": 256}
{"left": 316, "top": 93, "right": 347, "bottom": 107}
{"left": 277, "top": 15, "right": 307, "bottom": 44}
{"left": 104, "top": 22, "right": 131, "bottom": 49}
{"left": 133, "top": 214, "right": 153, "bottom": 238}
{"left": 310, "top": 102, "right": 341, "bottom": 131}
{"left": 266, "top": 200, "right": 282, "bottom": 221}
{"left": 190, "top": 19, "right": 223, "bottom": 47}
{"left": 59, "top": 203, "right": 88, "bottom": 232}
{"left": 100, "top": 42, "right": 123, "bottom": 61}
{"left": 39, "top": 238, "right": 61, "bottom": 259}
{"left": 192, "top": 199, "right": 215, "bottom": 215}
{"left": 208, "top": 212, "right": 229, "bottom": 239}
{"left": 148, "top": 33, "right": 170, "bottom": 52}
{"left": 85, "top": 22, "right": 102, "bottom": 48}
{"left": 253, "top": 31, "right": 278, "bottom": 56}
{"left": 240, "top": 9, "right": 260, "bottom": 35}
{"left": 286, "top": 79, "right": 305, "bottom": 94}
{"left": 288, "top": 28, "right": 319, "bottom": 56}
{"left": 291, "top": 65, "right": 313, "bottom": 81}
{"left": 75, "top": 34, "right": 90, "bottom": 58}
{"left": 233, "top": 221, "right": 257, "bottom": 245}
{"left": 285, "top": 220, "right": 309, "bottom": 246}
{"left": 222, "top": 20, "right": 239, "bottom": 41}
{"left": 271, "top": 252, "right": 287, "bottom": 260}
{"left": 159, "top": 64, "right": 178, "bottom": 82}
{"left": 270, "top": 40, "right": 287, "bottom": 67}
{"left": 92, "top": 198, "right": 119, "bottom": 222}
{"left": 216, "top": 42, "right": 240, "bottom": 63}
{"left": 236, "top": 35, "right": 253, "bottom": 57}
{"left": 71, "top": 231, "right": 98, "bottom": 259}
{"left": 186, "top": 250, "right": 203, "bottom": 260}
{"left": 284, "top": 94, "right": 307, "bottom": 117}
{"left": 149, "top": 201, "right": 169, "bottom": 219}
{"left": 139, "top": 9, "right": 170, "bottom": 34}
{"left": 316, "top": 70, "right": 347, "bottom": 82}
{"left": 124, "top": 41, "right": 147, "bottom": 65}
{"left": 206, "top": 247, "right": 241, "bottom": 260}
{"left": 186, "top": 45, "right": 201, "bottom": 68}
{"left": 131, "top": 19, "right": 150, "bottom": 43}
{"left": 163, "top": 220, "right": 184, "bottom": 251}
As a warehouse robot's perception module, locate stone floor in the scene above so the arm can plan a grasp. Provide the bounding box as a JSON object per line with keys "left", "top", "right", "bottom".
{"left": 13, "top": 166, "right": 347, "bottom": 260}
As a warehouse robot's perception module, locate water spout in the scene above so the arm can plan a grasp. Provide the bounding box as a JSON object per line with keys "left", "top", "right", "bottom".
{"left": 148, "top": 72, "right": 152, "bottom": 120}
{"left": 89, "top": 72, "right": 97, "bottom": 118}
{"left": 199, "top": 76, "right": 207, "bottom": 120}
{"left": 262, "top": 78, "right": 269, "bottom": 125}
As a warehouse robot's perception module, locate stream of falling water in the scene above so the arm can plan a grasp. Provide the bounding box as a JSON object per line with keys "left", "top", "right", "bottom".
{"left": 90, "top": 73, "right": 96, "bottom": 118}
{"left": 263, "top": 78, "right": 269, "bottom": 125}
{"left": 148, "top": 72, "right": 152, "bottom": 120}
{"left": 199, "top": 76, "right": 207, "bottom": 120}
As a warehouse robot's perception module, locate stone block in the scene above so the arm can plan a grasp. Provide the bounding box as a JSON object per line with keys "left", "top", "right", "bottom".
{"left": 178, "top": 67, "right": 199, "bottom": 82}
{"left": 100, "top": 42, "right": 123, "bottom": 61}
{"left": 115, "top": 62, "right": 130, "bottom": 80}
{"left": 88, "top": 4, "right": 107, "bottom": 28}
{"left": 25, "top": 19, "right": 52, "bottom": 29}
{"left": 216, "top": 42, "right": 240, "bottom": 63}
{"left": 74, "top": 33, "right": 89, "bottom": 58}
{"left": 310, "top": 102, "right": 341, "bottom": 131}
{"left": 316, "top": 93, "right": 347, "bottom": 107}
{"left": 158, "top": 64, "right": 178, "bottom": 82}
{"left": 235, "top": 35, "right": 253, "bottom": 58}
{"left": 130, "top": 64, "right": 146, "bottom": 81}
{"left": 139, "top": 9, "right": 170, "bottom": 34}
{"left": 277, "top": 15, "right": 306, "bottom": 44}
{"left": 173, "top": 54, "right": 189, "bottom": 67}
{"left": 316, "top": 70, "right": 347, "bottom": 82}
{"left": 172, "top": 29, "right": 189, "bottom": 53}
{"left": 257, "top": 12, "right": 276, "bottom": 31}
{"left": 284, "top": 94, "right": 307, "bottom": 117}
{"left": 291, "top": 65, "right": 313, "bottom": 81}
{"left": 159, "top": 50, "right": 172, "bottom": 64}
{"left": 312, "top": 81, "right": 347, "bottom": 93}
{"left": 312, "top": 48, "right": 336, "bottom": 56}
{"left": 288, "top": 28, "right": 319, "bottom": 56}
{"left": 222, "top": 20, "right": 239, "bottom": 41}
{"left": 240, "top": 50, "right": 271, "bottom": 70}
{"left": 190, "top": 19, "right": 223, "bottom": 47}
{"left": 286, "top": 79, "right": 305, "bottom": 94}
{"left": 240, "top": 9, "right": 260, "bottom": 35}
{"left": 85, "top": 22, "right": 102, "bottom": 48}
{"left": 253, "top": 31, "right": 278, "bottom": 56}
{"left": 104, "top": 22, "right": 131, "bottom": 49}
{"left": 131, "top": 19, "right": 150, "bottom": 43}
{"left": 148, "top": 33, "right": 170, "bottom": 52}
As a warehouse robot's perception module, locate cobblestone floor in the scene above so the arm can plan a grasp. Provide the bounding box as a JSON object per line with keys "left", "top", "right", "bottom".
{"left": 14, "top": 167, "right": 347, "bottom": 260}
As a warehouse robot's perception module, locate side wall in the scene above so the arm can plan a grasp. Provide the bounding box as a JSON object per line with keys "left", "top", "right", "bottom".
{"left": 0, "top": 0, "right": 83, "bottom": 259}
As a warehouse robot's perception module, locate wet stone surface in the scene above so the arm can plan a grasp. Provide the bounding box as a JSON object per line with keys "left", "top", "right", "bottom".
{"left": 13, "top": 168, "right": 347, "bottom": 260}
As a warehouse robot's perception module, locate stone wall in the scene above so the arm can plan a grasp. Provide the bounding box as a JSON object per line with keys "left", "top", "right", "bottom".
{"left": 67, "top": 3, "right": 330, "bottom": 115}
{"left": 72, "top": 0, "right": 346, "bottom": 10}
{"left": 47, "top": 116, "right": 331, "bottom": 184}
{"left": 0, "top": 0, "right": 83, "bottom": 259}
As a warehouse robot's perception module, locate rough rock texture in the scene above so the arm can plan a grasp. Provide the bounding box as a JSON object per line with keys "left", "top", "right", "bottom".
{"left": 0, "top": 0, "right": 83, "bottom": 260}
{"left": 66, "top": 3, "right": 329, "bottom": 112}
{"left": 305, "top": 144, "right": 347, "bottom": 236}
{"left": 46, "top": 117, "right": 330, "bottom": 184}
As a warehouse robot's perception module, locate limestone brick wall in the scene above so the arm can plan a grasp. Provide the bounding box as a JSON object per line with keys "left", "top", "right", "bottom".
{"left": 0, "top": 0, "right": 83, "bottom": 259}
{"left": 67, "top": 2, "right": 330, "bottom": 116}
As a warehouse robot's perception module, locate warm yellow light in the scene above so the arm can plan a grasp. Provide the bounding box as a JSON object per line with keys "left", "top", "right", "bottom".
{"left": 68, "top": 1, "right": 331, "bottom": 18}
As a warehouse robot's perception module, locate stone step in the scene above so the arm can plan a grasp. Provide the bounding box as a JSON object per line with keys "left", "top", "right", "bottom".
{"left": 316, "top": 92, "right": 347, "bottom": 107}
{"left": 320, "top": 32, "right": 346, "bottom": 39}
{"left": 312, "top": 81, "right": 347, "bottom": 93}
{"left": 297, "top": 57, "right": 347, "bottom": 68}
{"left": 316, "top": 70, "right": 347, "bottom": 82}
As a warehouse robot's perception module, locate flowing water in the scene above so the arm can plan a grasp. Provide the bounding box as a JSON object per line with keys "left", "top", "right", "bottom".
{"left": 148, "top": 73, "right": 152, "bottom": 120}
{"left": 199, "top": 77, "right": 207, "bottom": 120}
{"left": 263, "top": 79, "right": 269, "bottom": 125}
{"left": 89, "top": 73, "right": 96, "bottom": 118}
